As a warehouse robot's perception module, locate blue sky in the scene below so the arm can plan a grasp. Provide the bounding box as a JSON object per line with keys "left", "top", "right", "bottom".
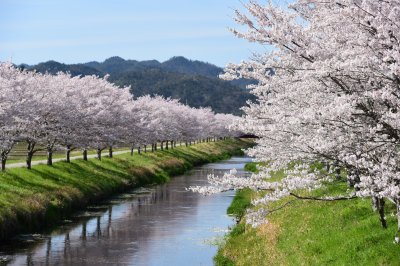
{"left": 0, "top": 0, "right": 270, "bottom": 67}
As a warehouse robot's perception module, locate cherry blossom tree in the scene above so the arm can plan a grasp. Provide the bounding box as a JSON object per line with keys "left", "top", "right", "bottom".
{"left": 0, "top": 63, "right": 35, "bottom": 170}
{"left": 192, "top": 0, "right": 400, "bottom": 242}
{"left": 0, "top": 63, "right": 239, "bottom": 171}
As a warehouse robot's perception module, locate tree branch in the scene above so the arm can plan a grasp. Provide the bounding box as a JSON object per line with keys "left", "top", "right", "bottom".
{"left": 289, "top": 192, "right": 357, "bottom": 201}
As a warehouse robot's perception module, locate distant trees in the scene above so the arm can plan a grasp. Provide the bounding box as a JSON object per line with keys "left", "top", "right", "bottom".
{"left": 191, "top": 0, "right": 400, "bottom": 242}
{"left": 0, "top": 63, "right": 242, "bottom": 170}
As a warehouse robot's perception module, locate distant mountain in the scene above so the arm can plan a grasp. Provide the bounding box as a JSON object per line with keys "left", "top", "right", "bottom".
{"left": 30, "top": 60, "right": 103, "bottom": 77}
{"left": 82, "top": 56, "right": 223, "bottom": 78}
{"left": 110, "top": 68, "right": 253, "bottom": 114}
{"left": 84, "top": 56, "right": 145, "bottom": 75}
{"left": 25, "top": 56, "right": 255, "bottom": 115}
{"left": 160, "top": 56, "right": 222, "bottom": 77}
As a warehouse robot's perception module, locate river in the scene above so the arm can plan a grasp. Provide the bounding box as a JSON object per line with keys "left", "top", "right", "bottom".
{"left": 0, "top": 156, "right": 252, "bottom": 266}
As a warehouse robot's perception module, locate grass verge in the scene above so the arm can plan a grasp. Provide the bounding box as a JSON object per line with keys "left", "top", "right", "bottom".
{"left": 216, "top": 162, "right": 400, "bottom": 266}
{"left": 0, "top": 138, "right": 252, "bottom": 242}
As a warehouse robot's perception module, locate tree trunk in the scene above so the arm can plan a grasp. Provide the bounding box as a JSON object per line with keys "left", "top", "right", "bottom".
{"left": 325, "top": 163, "right": 330, "bottom": 172}
{"left": 97, "top": 148, "right": 102, "bottom": 160}
{"left": 109, "top": 146, "right": 113, "bottom": 158}
{"left": 1, "top": 157, "right": 6, "bottom": 171}
{"left": 131, "top": 146, "right": 134, "bottom": 156}
{"left": 372, "top": 196, "right": 378, "bottom": 212}
{"left": 161, "top": 141, "right": 164, "bottom": 151}
{"left": 26, "top": 152, "right": 33, "bottom": 169}
{"left": 166, "top": 141, "right": 169, "bottom": 150}
{"left": 335, "top": 167, "right": 341, "bottom": 180}
{"left": 354, "top": 174, "right": 360, "bottom": 191}
{"left": 66, "top": 145, "right": 71, "bottom": 163}
{"left": 151, "top": 144, "right": 154, "bottom": 152}
{"left": 155, "top": 143, "right": 157, "bottom": 151}
{"left": 26, "top": 142, "right": 35, "bottom": 170}
{"left": 348, "top": 170, "right": 360, "bottom": 190}
{"left": 185, "top": 141, "right": 188, "bottom": 147}
{"left": 395, "top": 200, "right": 400, "bottom": 243}
{"left": 47, "top": 148, "right": 53, "bottom": 166}
{"left": 377, "top": 198, "right": 387, "bottom": 229}
{"left": 138, "top": 146, "right": 141, "bottom": 154}
{"left": 83, "top": 149, "right": 88, "bottom": 161}
{"left": 1, "top": 150, "right": 9, "bottom": 171}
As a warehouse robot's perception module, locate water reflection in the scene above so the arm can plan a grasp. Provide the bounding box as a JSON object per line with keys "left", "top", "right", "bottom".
{"left": 0, "top": 157, "right": 252, "bottom": 266}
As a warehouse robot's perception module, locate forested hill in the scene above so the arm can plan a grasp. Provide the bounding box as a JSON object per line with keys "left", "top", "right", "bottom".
{"left": 23, "top": 56, "right": 254, "bottom": 115}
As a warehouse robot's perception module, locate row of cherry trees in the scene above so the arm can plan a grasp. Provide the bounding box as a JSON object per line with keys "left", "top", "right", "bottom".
{"left": 0, "top": 62, "right": 241, "bottom": 170}
{"left": 191, "top": 0, "right": 400, "bottom": 241}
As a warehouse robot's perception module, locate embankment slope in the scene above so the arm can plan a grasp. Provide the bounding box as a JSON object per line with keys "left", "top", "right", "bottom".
{"left": 0, "top": 139, "right": 252, "bottom": 241}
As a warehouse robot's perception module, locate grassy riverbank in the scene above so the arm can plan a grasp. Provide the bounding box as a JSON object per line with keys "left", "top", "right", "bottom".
{"left": 216, "top": 163, "right": 400, "bottom": 266}
{"left": 0, "top": 139, "right": 252, "bottom": 241}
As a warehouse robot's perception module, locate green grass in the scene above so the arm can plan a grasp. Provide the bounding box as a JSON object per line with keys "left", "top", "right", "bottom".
{"left": 215, "top": 188, "right": 255, "bottom": 266}
{"left": 244, "top": 162, "right": 259, "bottom": 173}
{"left": 0, "top": 138, "right": 253, "bottom": 241}
{"left": 216, "top": 162, "right": 400, "bottom": 266}
{"left": 227, "top": 188, "right": 254, "bottom": 221}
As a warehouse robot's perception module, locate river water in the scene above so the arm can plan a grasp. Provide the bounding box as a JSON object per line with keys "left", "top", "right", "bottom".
{"left": 0, "top": 156, "right": 252, "bottom": 266}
